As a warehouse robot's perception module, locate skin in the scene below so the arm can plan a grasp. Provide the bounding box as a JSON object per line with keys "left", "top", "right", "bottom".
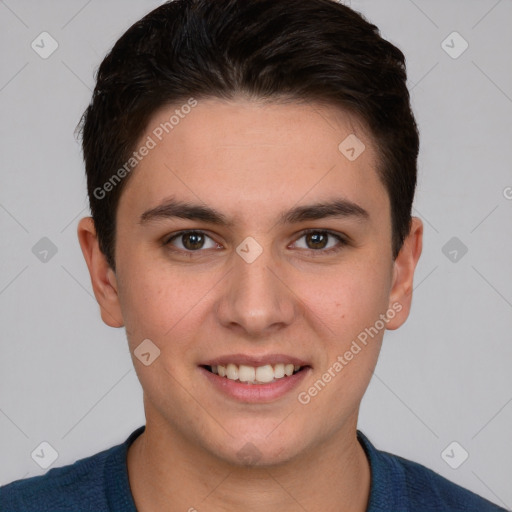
{"left": 78, "top": 97, "right": 422, "bottom": 512}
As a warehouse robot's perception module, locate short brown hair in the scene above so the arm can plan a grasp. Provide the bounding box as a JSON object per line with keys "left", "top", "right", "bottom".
{"left": 78, "top": 0, "right": 419, "bottom": 270}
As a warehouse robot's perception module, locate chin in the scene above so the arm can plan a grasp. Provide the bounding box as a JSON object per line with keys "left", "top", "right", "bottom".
{"left": 221, "top": 440, "right": 303, "bottom": 468}
{"left": 203, "top": 420, "right": 312, "bottom": 468}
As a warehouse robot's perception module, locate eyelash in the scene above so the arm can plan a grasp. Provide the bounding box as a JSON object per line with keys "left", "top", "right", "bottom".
{"left": 163, "top": 229, "right": 348, "bottom": 256}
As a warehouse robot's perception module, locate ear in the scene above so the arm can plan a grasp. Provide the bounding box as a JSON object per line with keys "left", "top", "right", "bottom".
{"left": 386, "top": 217, "right": 423, "bottom": 330}
{"left": 77, "top": 217, "right": 124, "bottom": 328}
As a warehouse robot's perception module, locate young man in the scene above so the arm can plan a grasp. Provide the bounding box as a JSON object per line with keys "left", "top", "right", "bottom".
{"left": 0, "top": 1, "right": 507, "bottom": 511}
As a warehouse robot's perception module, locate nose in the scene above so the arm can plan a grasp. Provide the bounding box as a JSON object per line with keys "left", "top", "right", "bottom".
{"left": 214, "top": 243, "right": 297, "bottom": 338}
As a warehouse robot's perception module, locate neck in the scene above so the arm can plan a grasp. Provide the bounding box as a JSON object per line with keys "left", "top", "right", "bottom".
{"left": 127, "top": 416, "right": 370, "bottom": 512}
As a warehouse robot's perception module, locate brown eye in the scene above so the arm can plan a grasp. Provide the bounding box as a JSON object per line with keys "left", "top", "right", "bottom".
{"left": 305, "top": 232, "right": 329, "bottom": 250}
{"left": 165, "top": 231, "right": 218, "bottom": 252}
{"left": 292, "top": 230, "right": 347, "bottom": 255}
{"left": 181, "top": 232, "right": 205, "bottom": 250}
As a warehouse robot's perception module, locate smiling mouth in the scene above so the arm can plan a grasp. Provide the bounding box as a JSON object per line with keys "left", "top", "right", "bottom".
{"left": 202, "top": 363, "right": 307, "bottom": 385}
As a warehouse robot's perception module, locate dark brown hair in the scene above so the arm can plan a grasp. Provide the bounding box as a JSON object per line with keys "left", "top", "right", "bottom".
{"left": 78, "top": 0, "right": 419, "bottom": 270}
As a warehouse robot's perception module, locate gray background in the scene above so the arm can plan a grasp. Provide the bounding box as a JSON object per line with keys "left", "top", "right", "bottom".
{"left": 1, "top": 0, "right": 511, "bottom": 508}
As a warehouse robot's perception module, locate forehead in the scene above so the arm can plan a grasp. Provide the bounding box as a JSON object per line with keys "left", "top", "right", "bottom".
{"left": 118, "top": 97, "right": 388, "bottom": 226}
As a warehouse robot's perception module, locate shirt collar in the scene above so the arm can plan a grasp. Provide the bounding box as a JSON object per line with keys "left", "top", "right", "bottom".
{"left": 357, "top": 429, "right": 406, "bottom": 511}
{"left": 104, "top": 425, "right": 145, "bottom": 512}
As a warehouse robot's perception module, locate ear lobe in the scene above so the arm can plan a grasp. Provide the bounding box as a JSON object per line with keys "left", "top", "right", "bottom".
{"left": 77, "top": 217, "right": 124, "bottom": 328}
{"left": 386, "top": 217, "right": 423, "bottom": 330}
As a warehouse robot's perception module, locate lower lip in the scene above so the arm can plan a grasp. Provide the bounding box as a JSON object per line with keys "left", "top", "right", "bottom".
{"left": 199, "top": 366, "right": 311, "bottom": 403}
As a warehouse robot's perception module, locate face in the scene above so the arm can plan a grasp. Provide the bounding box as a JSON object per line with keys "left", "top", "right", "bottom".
{"left": 79, "top": 97, "right": 422, "bottom": 466}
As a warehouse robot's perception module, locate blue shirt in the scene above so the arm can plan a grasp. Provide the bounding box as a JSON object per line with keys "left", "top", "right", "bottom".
{"left": 0, "top": 425, "right": 507, "bottom": 511}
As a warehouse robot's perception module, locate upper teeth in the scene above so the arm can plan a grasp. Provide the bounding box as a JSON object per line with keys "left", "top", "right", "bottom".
{"left": 211, "top": 363, "right": 301, "bottom": 384}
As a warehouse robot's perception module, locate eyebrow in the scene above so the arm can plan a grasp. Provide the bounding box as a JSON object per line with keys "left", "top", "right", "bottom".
{"left": 139, "top": 196, "right": 369, "bottom": 227}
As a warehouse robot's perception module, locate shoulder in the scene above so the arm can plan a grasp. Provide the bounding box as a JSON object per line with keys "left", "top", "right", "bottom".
{"left": 357, "top": 431, "right": 507, "bottom": 512}
{"left": 0, "top": 425, "right": 144, "bottom": 512}
{"left": 393, "top": 451, "right": 505, "bottom": 511}
{"left": 0, "top": 441, "right": 123, "bottom": 512}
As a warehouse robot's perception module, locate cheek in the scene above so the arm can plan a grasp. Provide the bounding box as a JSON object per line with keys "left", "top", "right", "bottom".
{"left": 115, "top": 254, "right": 191, "bottom": 344}
{"left": 297, "top": 258, "right": 392, "bottom": 340}
{"left": 293, "top": 262, "right": 391, "bottom": 420}
{"left": 116, "top": 251, "right": 228, "bottom": 362}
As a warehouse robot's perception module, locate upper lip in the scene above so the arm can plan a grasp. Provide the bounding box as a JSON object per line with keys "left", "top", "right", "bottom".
{"left": 200, "top": 353, "right": 311, "bottom": 367}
